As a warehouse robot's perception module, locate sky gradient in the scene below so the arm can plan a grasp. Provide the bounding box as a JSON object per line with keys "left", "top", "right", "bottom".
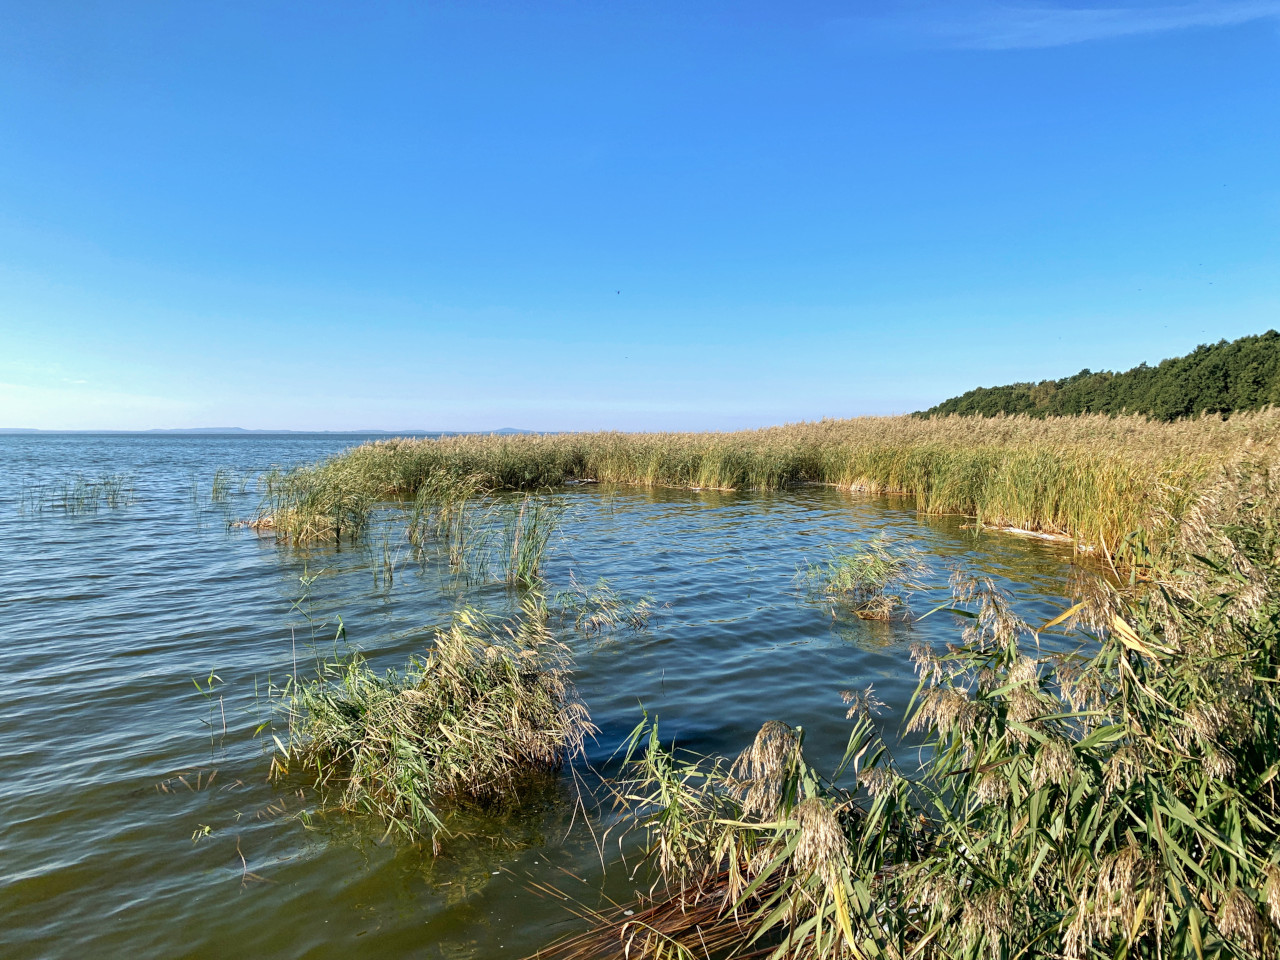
{"left": 1, "top": 1, "right": 1278, "bottom": 431}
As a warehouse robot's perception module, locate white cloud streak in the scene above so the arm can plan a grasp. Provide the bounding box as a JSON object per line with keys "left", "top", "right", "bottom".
{"left": 839, "top": 1, "right": 1280, "bottom": 51}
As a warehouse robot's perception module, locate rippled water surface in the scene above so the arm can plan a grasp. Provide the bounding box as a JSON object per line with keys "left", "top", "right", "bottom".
{"left": 0, "top": 435, "right": 1084, "bottom": 959}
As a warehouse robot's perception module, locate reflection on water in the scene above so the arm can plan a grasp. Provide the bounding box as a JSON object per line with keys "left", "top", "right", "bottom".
{"left": 0, "top": 435, "right": 1084, "bottom": 959}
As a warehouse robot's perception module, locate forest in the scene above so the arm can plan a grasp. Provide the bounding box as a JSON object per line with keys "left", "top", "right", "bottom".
{"left": 920, "top": 330, "right": 1280, "bottom": 419}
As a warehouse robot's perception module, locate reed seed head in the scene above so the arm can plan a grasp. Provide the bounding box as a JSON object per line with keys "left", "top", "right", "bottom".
{"left": 961, "top": 889, "right": 1012, "bottom": 960}
{"left": 732, "top": 721, "right": 799, "bottom": 820}
{"left": 909, "top": 686, "right": 983, "bottom": 738}
{"left": 1031, "top": 739, "right": 1076, "bottom": 789}
{"left": 1263, "top": 863, "right": 1280, "bottom": 930}
{"left": 1218, "top": 888, "right": 1266, "bottom": 955}
{"left": 793, "top": 798, "right": 847, "bottom": 879}
{"left": 857, "top": 766, "right": 900, "bottom": 799}
{"left": 841, "top": 684, "right": 885, "bottom": 720}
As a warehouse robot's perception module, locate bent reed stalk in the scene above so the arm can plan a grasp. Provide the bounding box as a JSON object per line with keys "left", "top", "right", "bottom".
{"left": 253, "top": 411, "right": 1280, "bottom": 556}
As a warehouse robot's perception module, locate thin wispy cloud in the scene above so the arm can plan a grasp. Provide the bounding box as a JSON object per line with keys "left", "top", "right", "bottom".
{"left": 839, "top": 1, "right": 1280, "bottom": 51}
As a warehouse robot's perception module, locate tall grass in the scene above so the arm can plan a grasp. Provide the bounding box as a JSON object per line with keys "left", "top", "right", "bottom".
{"left": 254, "top": 465, "right": 373, "bottom": 542}
{"left": 538, "top": 462, "right": 1280, "bottom": 960}
{"left": 257, "top": 411, "right": 1280, "bottom": 554}
{"left": 272, "top": 597, "right": 594, "bottom": 844}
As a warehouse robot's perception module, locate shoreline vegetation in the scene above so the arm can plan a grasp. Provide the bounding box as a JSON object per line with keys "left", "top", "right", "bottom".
{"left": 254, "top": 411, "right": 1280, "bottom": 559}
{"left": 529, "top": 461, "right": 1280, "bottom": 960}
{"left": 252, "top": 413, "right": 1280, "bottom": 958}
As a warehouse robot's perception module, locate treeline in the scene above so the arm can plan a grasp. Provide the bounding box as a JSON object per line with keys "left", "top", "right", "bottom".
{"left": 921, "top": 330, "right": 1280, "bottom": 420}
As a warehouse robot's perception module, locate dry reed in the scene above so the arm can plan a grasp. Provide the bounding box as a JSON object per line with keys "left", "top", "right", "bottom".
{"left": 259, "top": 411, "right": 1280, "bottom": 555}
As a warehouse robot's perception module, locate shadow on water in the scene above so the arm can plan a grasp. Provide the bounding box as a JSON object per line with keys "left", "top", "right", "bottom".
{"left": 0, "top": 436, "right": 1091, "bottom": 959}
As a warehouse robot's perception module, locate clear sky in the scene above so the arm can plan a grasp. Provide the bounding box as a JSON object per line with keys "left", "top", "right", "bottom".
{"left": 1, "top": 1, "right": 1278, "bottom": 431}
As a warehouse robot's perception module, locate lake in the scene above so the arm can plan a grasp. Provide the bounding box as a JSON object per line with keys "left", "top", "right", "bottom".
{"left": 0, "top": 434, "right": 1082, "bottom": 959}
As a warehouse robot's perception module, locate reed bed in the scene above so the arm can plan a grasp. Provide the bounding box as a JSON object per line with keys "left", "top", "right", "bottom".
{"left": 534, "top": 461, "right": 1280, "bottom": 960}
{"left": 254, "top": 465, "right": 373, "bottom": 542}
{"left": 256, "top": 412, "right": 1280, "bottom": 555}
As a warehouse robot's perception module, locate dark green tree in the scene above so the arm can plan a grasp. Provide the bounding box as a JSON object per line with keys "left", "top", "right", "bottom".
{"left": 920, "top": 330, "right": 1280, "bottom": 420}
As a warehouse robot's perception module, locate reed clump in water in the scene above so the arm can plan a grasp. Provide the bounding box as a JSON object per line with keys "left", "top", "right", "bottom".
{"left": 261, "top": 411, "right": 1280, "bottom": 554}
{"left": 210, "top": 468, "right": 232, "bottom": 504}
{"left": 555, "top": 574, "right": 656, "bottom": 636}
{"left": 799, "top": 536, "right": 927, "bottom": 620}
{"left": 254, "top": 465, "right": 374, "bottom": 542}
{"left": 499, "top": 494, "right": 564, "bottom": 587}
{"left": 539, "top": 461, "right": 1280, "bottom": 960}
{"left": 20, "top": 473, "right": 135, "bottom": 515}
{"left": 272, "top": 598, "right": 593, "bottom": 843}
{"left": 407, "top": 472, "right": 491, "bottom": 565}
{"left": 405, "top": 477, "right": 563, "bottom": 586}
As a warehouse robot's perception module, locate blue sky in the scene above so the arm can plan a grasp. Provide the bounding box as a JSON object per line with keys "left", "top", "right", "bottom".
{"left": 1, "top": 1, "right": 1278, "bottom": 431}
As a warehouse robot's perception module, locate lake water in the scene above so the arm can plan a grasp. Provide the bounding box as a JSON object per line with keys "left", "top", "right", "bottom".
{"left": 0, "top": 434, "right": 1082, "bottom": 959}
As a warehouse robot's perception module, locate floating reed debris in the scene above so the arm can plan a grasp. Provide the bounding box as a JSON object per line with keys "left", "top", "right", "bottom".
{"left": 256, "top": 411, "right": 1280, "bottom": 554}
{"left": 272, "top": 598, "right": 594, "bottom": 843}
{"left": 535, "top": 461, "right": 1280, "bottom": 960}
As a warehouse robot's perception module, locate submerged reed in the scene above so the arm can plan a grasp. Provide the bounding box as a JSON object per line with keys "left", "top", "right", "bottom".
{"left": 20, "top": 473, "right": 135, "bottom": 515}
{"left": 210, "top": 468, "right": 232, "bottom": 504}
{"left": 368, "top": 523, "right": 403, "bottom": 590}
{"left": 499, "top": 494, "right": 564, "bottom": 586}
{"left": 799, "top": 536, "right": 927, "bottom": 620}
{"left": 403, "top": 482, "right": 563, "bottom": 587}
{"left": 555, "top": 574, "right": 656, "bottom": 636}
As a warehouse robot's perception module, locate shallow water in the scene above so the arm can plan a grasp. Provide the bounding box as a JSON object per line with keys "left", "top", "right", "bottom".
{"left": 0, "top": 435, "right": 1084, "bottom": 959}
